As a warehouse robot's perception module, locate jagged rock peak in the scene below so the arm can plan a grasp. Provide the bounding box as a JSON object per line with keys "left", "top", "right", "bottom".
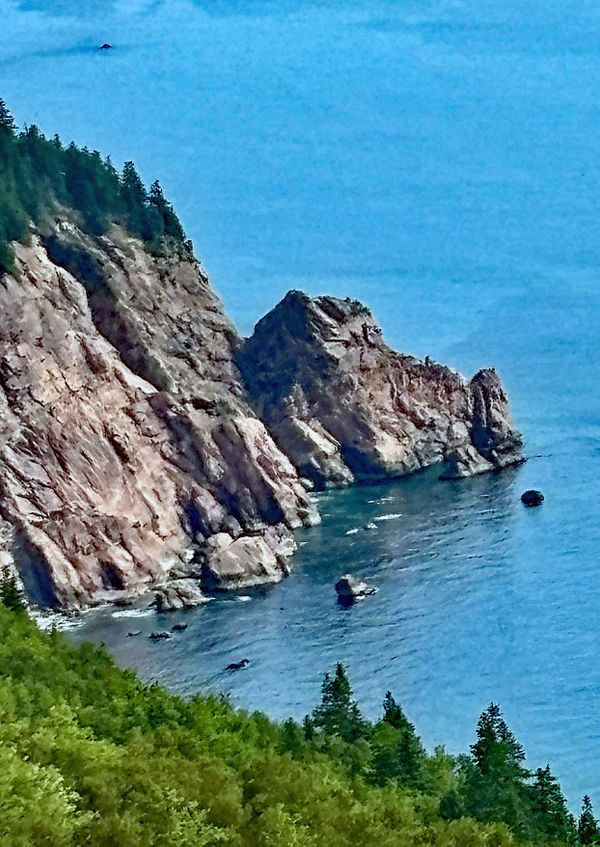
{"left": 239, "top": 292, "right": 523, "bottom": 489}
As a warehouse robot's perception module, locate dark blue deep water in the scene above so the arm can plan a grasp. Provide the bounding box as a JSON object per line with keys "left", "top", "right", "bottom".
{"left": 4, "top": 0, "right": 600, "bottom": 805}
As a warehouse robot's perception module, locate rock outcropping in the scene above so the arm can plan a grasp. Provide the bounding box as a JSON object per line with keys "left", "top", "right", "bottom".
{"left": 239, "top": 291, "right": 522, "bottom": 489}
{"left": 0, "top": 234, "right": 522, "bottom": 609}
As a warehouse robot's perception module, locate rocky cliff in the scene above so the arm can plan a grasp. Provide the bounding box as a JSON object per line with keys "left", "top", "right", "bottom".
{"left": 0, "top": 227, "right": 318, "bottom": 608}
{"left": 0, "top": 232, "right": 522, "bottom": 609}
{"left": 239, "top": 291, "right": 523, "bottom": 489}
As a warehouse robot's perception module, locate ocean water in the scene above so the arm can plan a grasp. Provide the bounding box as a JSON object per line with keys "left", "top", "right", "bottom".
{"left": 4, "top": 0, "right": 600, "bottom": 805}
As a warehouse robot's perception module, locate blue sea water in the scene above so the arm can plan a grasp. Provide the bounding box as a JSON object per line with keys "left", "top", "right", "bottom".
{"left": 3, "top": 0, "right": 600, "bottom": 805}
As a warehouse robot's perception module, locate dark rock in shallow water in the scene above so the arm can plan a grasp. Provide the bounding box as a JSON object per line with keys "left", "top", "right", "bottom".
{"left": 335, "top": 574, "right": 378, "bottom": 604}
{"left": 226, "top": 658, "right": 250, "bottom": 671}
{"left": 149, "top": 630, "right": 171, "bottom": 640}
{"left": 127, "top": 630, "right": 142, "bottom": 637}
{"left": 521, "top": 489, "right": 544, "bottom": 507}
{"left": 171, "top": 623, "right": 188, "bottom": 632}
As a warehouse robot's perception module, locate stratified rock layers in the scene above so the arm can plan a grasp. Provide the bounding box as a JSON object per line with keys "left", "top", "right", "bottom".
{"left": 239, "top": 291, "right": 523, "bottom": 489}
{"left": 0, "top": 229, "right": 318, "bottom": 607}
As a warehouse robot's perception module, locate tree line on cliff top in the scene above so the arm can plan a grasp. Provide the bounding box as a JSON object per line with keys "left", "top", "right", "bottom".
{"left": 0, "top": 98, "right": 190, "bottom": 273}
{"left": 0, "top": 574, "right": 597, "bottom": 846}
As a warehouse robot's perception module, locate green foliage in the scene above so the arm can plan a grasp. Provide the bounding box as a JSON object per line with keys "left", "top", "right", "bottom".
{"left": 0, "top": 98, "right": 190, "bottom": 273}
{"left": 0, "top": 616, "right": 587, "bottom": 846}
{"left": 310, "top": 662, "right": 368, "bottom": 742}
{"left": 0, "top": 566, "right": 25, "bottom": 612}
{"left": 578, "top": 795, "right": 600, "bottom": 845}
{"left": 529, "top": 766, "right": 576, "bottom": 845}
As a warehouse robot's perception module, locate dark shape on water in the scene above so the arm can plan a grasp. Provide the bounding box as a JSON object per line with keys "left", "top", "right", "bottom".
{"left": 226, "top": 658, "right": 250, "bottom": 671}
{"left": 149, "top": 630, "right": 171, "bottom": 640}
{"left": 172, "top": 623, "right": 188, "bottom": 632}
{"left": 335, "top": 574, "right": 378, "bottom": 605}
{"left": 99, "top": 43, "right": 112, "bottom": 50}
{"left": 521, "top": 489, "right": 544, "bottom": 507}
{"left": 127, "top": 630, "right": 142, "bottom": 637}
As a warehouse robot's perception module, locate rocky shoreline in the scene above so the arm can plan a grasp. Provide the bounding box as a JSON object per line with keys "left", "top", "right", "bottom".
{"left": 0, "top": 226, "right": 523, "bottom": 610}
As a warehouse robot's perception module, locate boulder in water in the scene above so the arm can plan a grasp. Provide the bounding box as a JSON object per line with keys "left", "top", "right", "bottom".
{"left": 171, "top": 623, "right": 188, "bottom": 632}
{"left": 149, "top": 630, "right": 171, "bottom": 640}
{"left": 521, "top": 489, "right": 544, "bottom": 507}
{"left": 335, "top": 574, "right": 378, "bottom": 604}
{"left": 226, "top": 658, "right": 250, "bottom": 671}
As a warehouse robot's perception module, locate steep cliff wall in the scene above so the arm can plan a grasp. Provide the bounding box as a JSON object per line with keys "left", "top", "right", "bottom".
{"left": 238, "top": 291, "right": 523, "bottom": 489}
{"left": 0, "top": 228, "right": 318, "bottom": 608}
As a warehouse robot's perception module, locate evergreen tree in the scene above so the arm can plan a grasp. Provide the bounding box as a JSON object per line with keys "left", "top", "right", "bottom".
{"left": 0, "top": 98, "right": 16, "bottom": 135}
{"left": 579, "top": 795, "right": 600, "bottom": 845}
{"left": 149, "top": 179, "right": 185, "bottom": 242}
{"left": 371, "top": 692, "right": 425, "bottom": 786}
{"left": 529, "top": 765, "right": 576, "bottom": 844}
{"left": 0, "top": 98, "right": 189, "bottom": 272}
{"left": 311, "top": 664, "right": 369, "bottom": 742}
{"left": 0, "top": 566, "right": 24, "bottom": 612}
{"left": 463, "top": 703, "right": 532, "bottom": 835}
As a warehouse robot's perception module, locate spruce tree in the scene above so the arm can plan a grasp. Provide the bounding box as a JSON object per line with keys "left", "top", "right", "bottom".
{"left": 579, "top": 795, "right": 600, "bottom": 845}
{"left": 529, "top": 765, "right": 576, "bottom": 844}
{"left": 371, "top": 691, "right": 425, "bottom": 786}
{"left": 463, "top": 703, "right": 532, "bottom": 834}
{"left": 0, "top": 566, "right": 24, "bottom": 612}
{"left": 311, "top": 664, "right": 368, "bottom": 742}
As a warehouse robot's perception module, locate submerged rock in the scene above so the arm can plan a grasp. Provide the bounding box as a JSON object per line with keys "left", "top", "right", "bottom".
{"left": 335, "top": 574, "right": 378, "bottom": 603}
{"left": 171, "top": 623, "right": 188, "bottom": 632}
{"left": 239, "top": 291, "right": 523, "bottom": 490}
{"left": 225, "top": 658, "right": 250, "bottom": 671}
{"left": 521, "top": 489, "right": 544, "bottom": 507}
{"left": 149, "top": 630, "right": 171, "bottom": 640}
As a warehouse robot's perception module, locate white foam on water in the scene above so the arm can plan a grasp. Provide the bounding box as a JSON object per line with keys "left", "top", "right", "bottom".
{"left": 373, "top": 513, "right": 403, "bottom": 522}
{"left": 345, "top": 528, "right": 360, "bottom": 535}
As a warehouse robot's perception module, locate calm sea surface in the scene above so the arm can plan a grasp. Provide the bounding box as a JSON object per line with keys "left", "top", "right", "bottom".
{"left": 4, "top": 0, "right": 600, "bottom": 805}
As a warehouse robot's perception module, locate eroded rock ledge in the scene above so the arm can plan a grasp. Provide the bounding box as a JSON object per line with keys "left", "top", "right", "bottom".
{"left": 0, "top": 234, "right": 522, "bottom": 609}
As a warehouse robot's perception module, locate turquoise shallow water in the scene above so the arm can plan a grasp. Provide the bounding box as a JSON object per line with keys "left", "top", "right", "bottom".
{"left": 4, "top": 0, "right": 600, "bottom": 805}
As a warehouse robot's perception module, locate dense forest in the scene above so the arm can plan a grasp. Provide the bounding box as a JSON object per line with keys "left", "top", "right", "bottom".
{"left": 0, "top": 574, "right": 596, "bottom": 847}
{"left": 0, "top": 98, "right": 191, "bottom": 273}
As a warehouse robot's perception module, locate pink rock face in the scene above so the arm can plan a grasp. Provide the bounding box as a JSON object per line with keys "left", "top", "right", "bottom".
{"left": 0, "top": 230, "right": 318, "bottom": 608}
{"left": 239, "top": 291, "right": 523, "bottom": 489}
{"left": 0, "top": 231, "right": 521, "bottom": 610}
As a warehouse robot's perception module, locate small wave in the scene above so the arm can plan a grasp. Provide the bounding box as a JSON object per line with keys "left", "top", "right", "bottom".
{"left": 368, "top": 496, "right": 395, "bottom": 504}
{"left": 111, "top": 608, "right": 155, "bottom": 619}
{"left": 236, "top": 595, "right": 252, "bottom": 602}
{"left": 345, "top": 528, "right": 360, "bottom": 535}
{"left": 373, "top": 513, "right": 403, "bottom": 522}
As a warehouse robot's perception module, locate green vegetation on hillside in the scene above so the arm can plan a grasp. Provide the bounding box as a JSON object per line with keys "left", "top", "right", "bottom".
{"left": 0, "top": 584, "right": 595, "bottom": 846}
{"left": 0, "top": 99, "right": 190, "bottom": 273}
